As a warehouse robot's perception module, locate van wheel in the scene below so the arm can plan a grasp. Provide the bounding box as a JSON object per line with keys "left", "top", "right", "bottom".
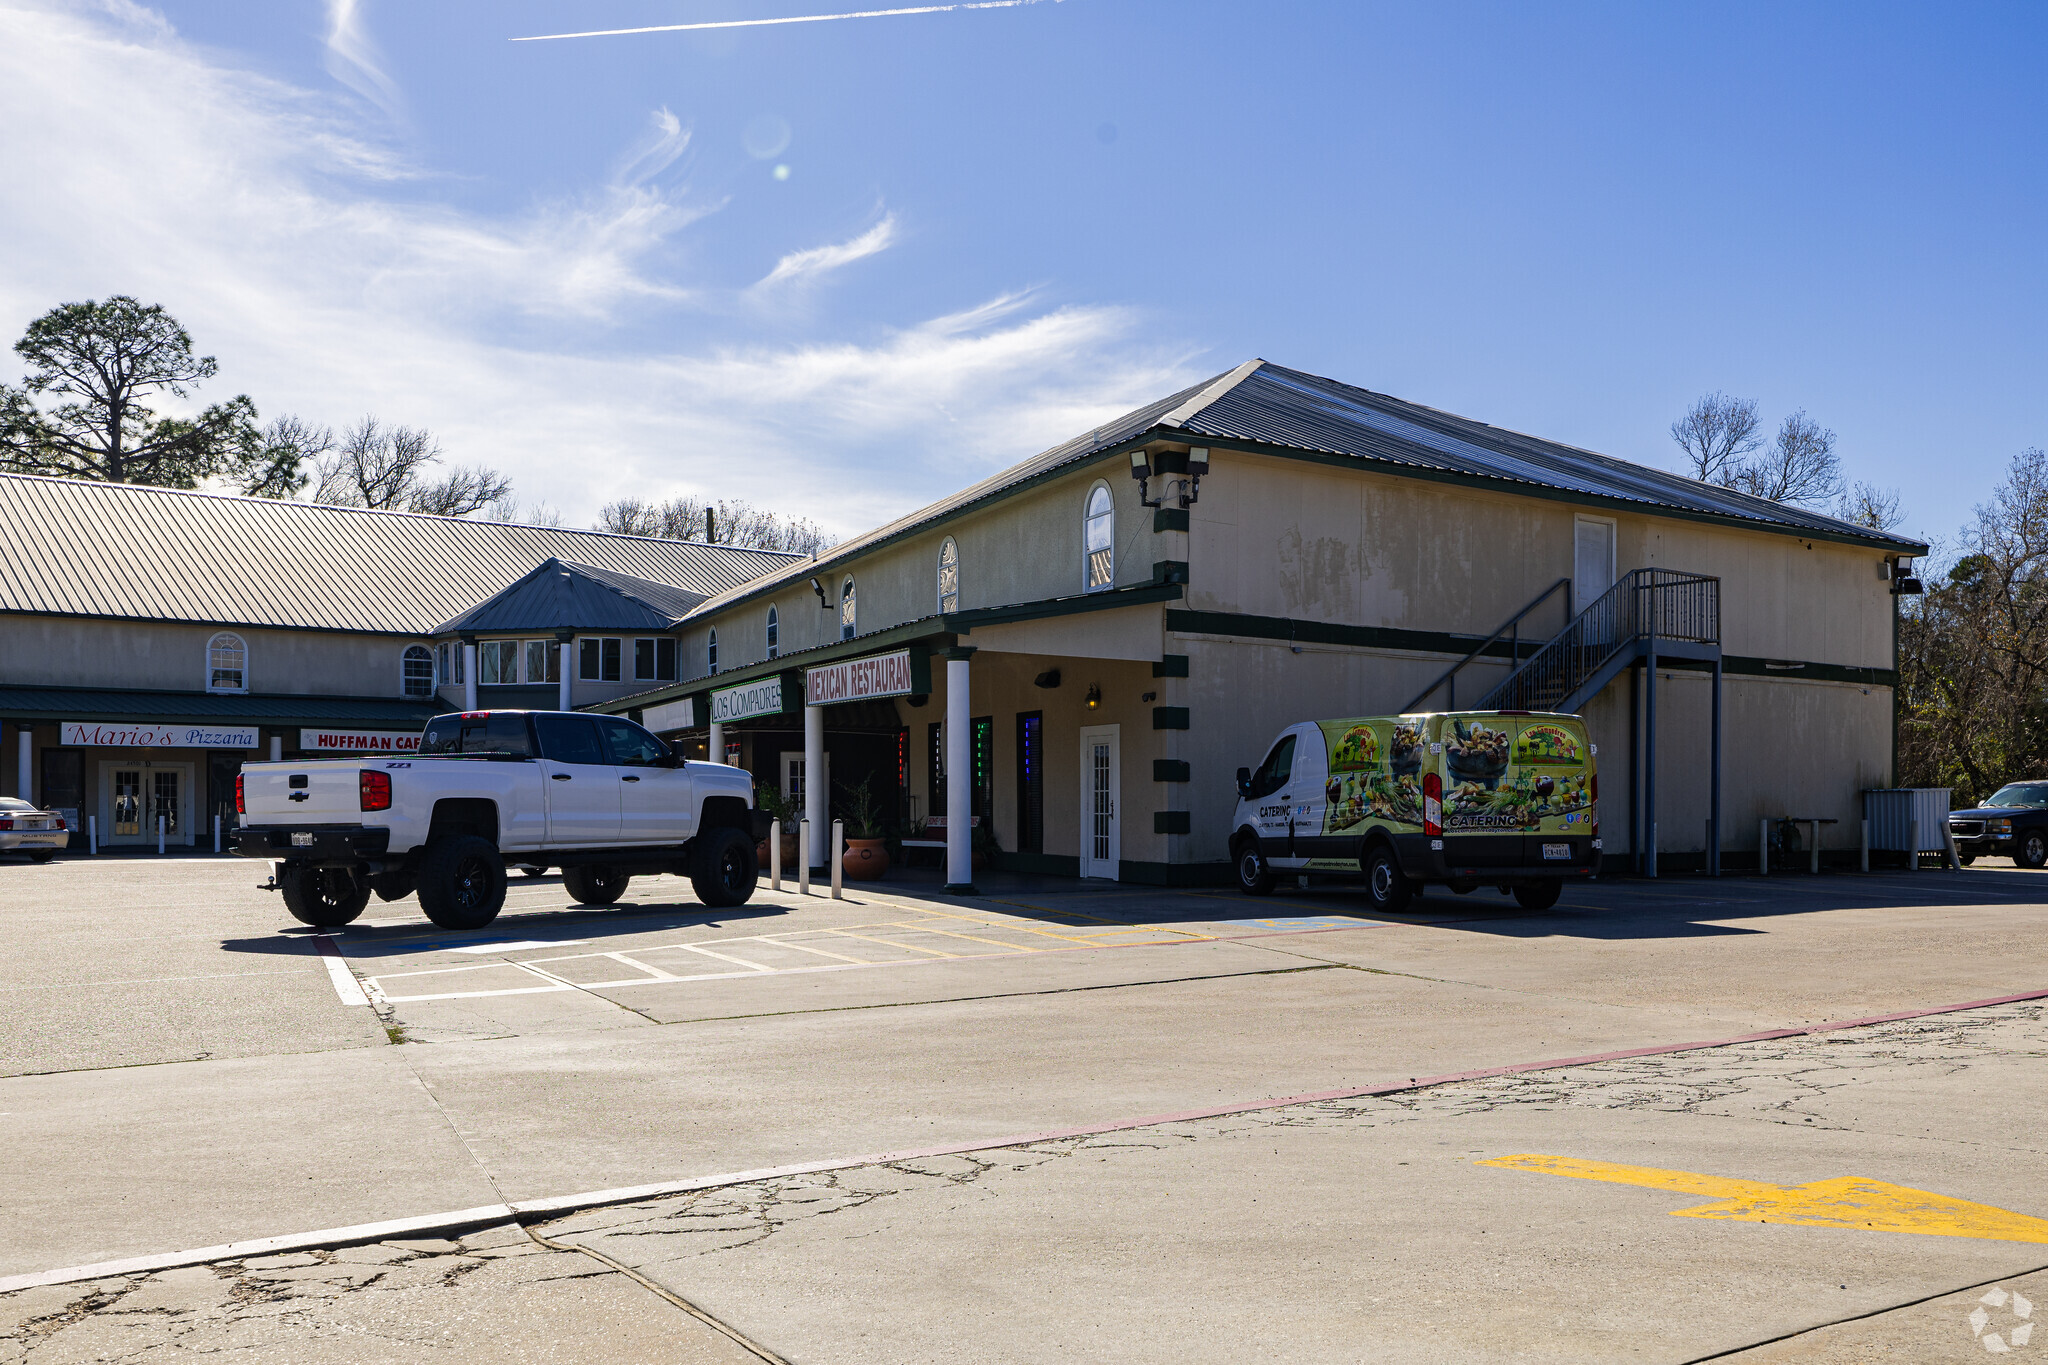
{"left": 691, "top": 827, "right": 758, "bottom": 907}
{"left": 1513, "top": 879, "right": 1563, "bottom": 911}
{"left": 563, "top": 864, "right": 630, "bottom": 907}
{"left": 279, "top": 864, "right": 370, "bottom": 927}
{"left": 1364, "top": 846, "right": 1412, "bottom": 913}
{"left": 417, "top": 835, "right": 506, "bottom": 930}
{"left": 1235, "top": 840, "right": 1275, "bottom": 896}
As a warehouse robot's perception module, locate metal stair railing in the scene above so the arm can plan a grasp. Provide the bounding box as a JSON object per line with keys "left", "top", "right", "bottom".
{"left": 1400, "top": 578, "right": 1572, "bottom": 714}
{"left": 1479, "top": 569, "right": 1719, "bottom": 714}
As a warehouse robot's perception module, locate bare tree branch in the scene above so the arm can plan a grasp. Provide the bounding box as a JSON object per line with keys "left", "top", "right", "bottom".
{"left": 1669, "top": 392, "right": 1763, "bottom": 485}
{"left": 595, "top": 495, "right": 833, "bottom": 555}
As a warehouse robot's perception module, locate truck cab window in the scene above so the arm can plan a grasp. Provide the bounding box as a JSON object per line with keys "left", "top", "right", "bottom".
{"left": 1250, "top": 735, "right": 1295, "bottom": 798}
{"left": 595, "top": 716, "right": 669, "bottom": 767}
{"left": 534, "top": 713, "right": 607, "bottom": 765}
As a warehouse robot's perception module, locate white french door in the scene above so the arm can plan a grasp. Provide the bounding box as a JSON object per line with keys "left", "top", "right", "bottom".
{"left": 99, "top": 762, "right": 195, "bottom": 846}
{"left": 1078, "top": 725, "right": 1120, "bottom": 879}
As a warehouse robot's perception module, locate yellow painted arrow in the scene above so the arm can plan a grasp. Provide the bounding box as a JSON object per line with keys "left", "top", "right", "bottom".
{"left": 1480, "top": 1154, "right": 2048, "bottom": 1244}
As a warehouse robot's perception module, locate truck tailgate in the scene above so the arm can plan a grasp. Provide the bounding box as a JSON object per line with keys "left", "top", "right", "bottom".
{"left": 243, "top": 760, "right": 366, "bottom": 824}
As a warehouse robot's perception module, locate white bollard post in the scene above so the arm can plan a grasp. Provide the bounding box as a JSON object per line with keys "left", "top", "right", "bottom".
{"left": 1759, "top": 818, "right": 1770, "bottom": 876}
{"left": 269, "top": 735, "right": 282, "bottom": 762}
{"left": 157, "top": 814, "right": 165, "bottom": 856}
{"left": 1859, "top": 818, "right": 1869, "bottom": 873}
{"left": 831, "top": 820, "right": 844, "bottom": 900}
{"left": 1908, "top": 817, "right": 1920, "bottom": 874}
{"left": 88, "top": 815, "right": 98, "bottom": 855}
{"left": 798, "top": 819, "right": 811, "bottom": 895}
{"left": 769, "top": 819, "right": 782, "bottom": 891}
{"left": 213, "top": 813, "right": 222, "bottom": 854}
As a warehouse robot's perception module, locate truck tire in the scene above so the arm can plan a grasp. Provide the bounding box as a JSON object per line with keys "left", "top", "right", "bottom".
{"left": 279, "top": 863, "right": 371, "bottom": 927}
{"left": 1364, "top": 845, "right": 1412, "bottom": 913}
{"left": 2019, "top": 831, "right": 2048, "bottom": 870}
{"left": 417, "top": 835, "right": 507, "bottom": 930}
{"left": 563, "top": 864, "right": 630, "bottom": 907}
{"left": 1513, "top": 879, "right": 1563, "bottom": 911}
{"left": 690, "top": 827, "right": 758, "bottom": 907}
{"left": 1235, "top": 839, "right": 1275, "bottom": 896}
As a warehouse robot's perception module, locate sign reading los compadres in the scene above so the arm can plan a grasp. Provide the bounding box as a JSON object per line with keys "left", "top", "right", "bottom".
{"left": 711, "top": 677, "right": 785, "bottom": 724}
{"left": 806, "top": 650, "right": 916, "bottom": 705}
{"left": 61, "top": 721, "right": 259, "bottom": 749}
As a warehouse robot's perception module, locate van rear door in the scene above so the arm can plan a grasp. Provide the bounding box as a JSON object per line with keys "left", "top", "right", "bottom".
{"left": 1510, "top": 718, "right": 1595, "bottom": 868}
{"left": 1437, "top": 716, "right": 1524, "bottom": 873}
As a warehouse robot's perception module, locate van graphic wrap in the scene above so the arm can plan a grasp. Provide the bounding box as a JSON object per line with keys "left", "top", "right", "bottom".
{"left": 1442, "top": 716, "right": 1592, "bottom": 834}
{"left": 1317, "top": 718, "right": 1424, "bottom": 834}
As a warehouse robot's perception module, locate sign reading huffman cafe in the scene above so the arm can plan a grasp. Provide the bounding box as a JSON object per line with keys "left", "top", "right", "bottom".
{"left": 299, "top": 729, "right": 422, "bottom": 754}
{"left": 806, "top": 650, "right": 916, "bottom": 705}
{"left": 61, "top": 721, "right": 260, "bottom": 749}
{"left": 710, "top": 676, "right": 785, "bottom": 724}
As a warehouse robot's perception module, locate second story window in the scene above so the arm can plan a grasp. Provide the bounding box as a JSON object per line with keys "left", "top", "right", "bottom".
{"left": 478, "top": 640, "right": 520, "bottom": 684}
{"left": 1084, "top": 483, "right": 1114, "bottom": 592}
{"left": 525, "top": 640, "right": 561, "bottom": 685}
{"left": 632, "top": 636, "right": 678, "bottom": 682}
{"left": 840, "top": 577, "right": 856, "bottom": 641}
{"left": 766, "top": 605, "right": 779, "bottom": 659}
{"left": 579, "top": 637, "right": 622, "bottom": 683}
{"left": 938, "top": 537, "right": 960, "bottom": 614}
{"left": 206, "top": 632, "right": 247, "bottom": 694}
{"left": 708, "top": 629, "right": 719, "bottom": 675}
{"left": 402, "top": 645, "right": 435, "bottom": 698}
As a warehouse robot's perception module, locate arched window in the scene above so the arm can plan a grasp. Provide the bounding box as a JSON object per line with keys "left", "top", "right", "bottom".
{"left": 840, "top": 577, "right": 857, "bottom": 641}
{"left": 937, "top": 537, "right": 960, "bottom": 614}
{"left": 401, "top": 645, "right": 435, "bottom": 698}
{"left": 766, "top": 605, "right": 779, "bottom": 659}
{"left": 708, "top": 629, "right": 719, "bottom": 675}
{"left": 1084, "top": 483, "right": 1114, "bottom": 593}
{"left": 206, "top": 632, "right": 247, "bottom": 694}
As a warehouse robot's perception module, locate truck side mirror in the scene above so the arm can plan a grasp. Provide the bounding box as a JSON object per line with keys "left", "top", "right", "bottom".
{"left": 1236, "top": 766, "right": 1252, "bottom": 797}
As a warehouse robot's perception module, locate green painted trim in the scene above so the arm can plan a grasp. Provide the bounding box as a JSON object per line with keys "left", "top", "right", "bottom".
{"left": 1153, "top": 508, "right": 1190, "bottom": 533}
{"left": 1153, "top": 759, "right": 1191, "bottom": 782}
{"left": 1152, "top": 706, "right": 1191, "bottom": 730}
{"left": 1150, "top": 426, "right": 1929, "bottom": 556}
{"left": 1152, "top": 654, "right": 1190, "bottom": 678}
{"left": 1153, "top": 810, "right": 1192, "bottom": 835}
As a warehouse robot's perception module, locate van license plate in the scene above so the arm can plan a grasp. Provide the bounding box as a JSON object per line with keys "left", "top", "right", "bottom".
{"left": 1542, "top": 843, "right": 1571, "bottom": 860}
{"left": 291, "top": 833, "right": 314, "bottom": 847}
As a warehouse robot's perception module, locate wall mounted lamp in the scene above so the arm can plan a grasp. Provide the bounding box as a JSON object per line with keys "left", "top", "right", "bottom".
{"left": 809, "top": 576, "right": 828, "bottom": 608}
{"left": 1129, "top": 446, "right": 1207, "bottom": 510}
{"left": 1085, "top": 684, "right": 1102, "bottom": 709}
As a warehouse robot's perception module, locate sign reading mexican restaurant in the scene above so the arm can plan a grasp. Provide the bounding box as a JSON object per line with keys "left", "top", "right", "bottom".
{"left": 299, "top": 730, "right": 422, "bottom": 754}
{"left": 806, "top": 650, "right": 916, "bottom": 705}
{"left": 711, "top": 676, "right": 785, "bottom": 724}
{"left": 61, "top": 721, "right": 260, "bottom": 749}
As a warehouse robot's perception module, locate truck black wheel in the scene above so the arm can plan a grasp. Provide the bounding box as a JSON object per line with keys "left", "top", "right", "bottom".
{"left": 690, "top": 827, "right": 758, "bottom": 907}
{"left": 2019, "top": 832, "right": 2048, "bottom": 870}
{"left": 1364, "top": 845, "right": 1412, "bottom": 913}
{"left": 417, "top": 835, "right": 507, "bottom": 930}
{"left": 1513, "top": 879, "right": 1564, "bottom": 911}
{"left": 563, "top": 864, "right": 631, "bottom": 907}
{"left": 279, "top": 863, "right": 371, "bottom": 927}
{"left": 1235, "top": 840, "right": 1275, "bottom": 896}
{"left": 1959, "top": 853, "right": 1976, "bottom": 866}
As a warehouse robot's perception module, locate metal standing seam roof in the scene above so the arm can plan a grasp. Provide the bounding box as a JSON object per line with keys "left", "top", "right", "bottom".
{"left": 679, "top": 359, "right": 1926, "bottom": 621}
{"left": 431, "top": 558, "right": 711, "bottom": 635}
{"left": 0, "top": 475, "right": 800, "bottom": 635}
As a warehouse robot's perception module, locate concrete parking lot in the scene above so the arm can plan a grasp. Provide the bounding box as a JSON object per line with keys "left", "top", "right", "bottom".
{"left": 4, "top": 856, "right": 2047, "bottom": 1362}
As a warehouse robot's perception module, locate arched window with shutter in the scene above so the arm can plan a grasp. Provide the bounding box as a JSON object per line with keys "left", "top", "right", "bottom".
{"left": 206, "top": 632, "right": 247, "bottom": 694}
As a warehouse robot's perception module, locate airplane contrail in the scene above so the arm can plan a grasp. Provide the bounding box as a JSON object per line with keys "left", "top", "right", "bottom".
{"left": 511, "top": 0, "right": 1059, "bottom": 43}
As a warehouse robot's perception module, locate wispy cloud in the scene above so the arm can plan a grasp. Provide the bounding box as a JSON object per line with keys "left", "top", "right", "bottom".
{"left": 0, "top": 1, "right": 1196, "bottom": 535}
{"left": 513, "top": 0, "right": 1061, "bottom": 44}
{"left": 323, "top": 0, "right": 402, "bottom": 120}
{"left": 756, "top": 215, "right": 899, "bottom": 289}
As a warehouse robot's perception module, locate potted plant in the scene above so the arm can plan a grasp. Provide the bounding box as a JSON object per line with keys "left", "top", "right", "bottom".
{"left": 754, "top": 783, "right": 800, "bottom": 870}
{"left": 835, "top": 778, "right": 890, "bottom": 881}
{"left": 972, "top": 817, "right": 1001, "bottom": 873}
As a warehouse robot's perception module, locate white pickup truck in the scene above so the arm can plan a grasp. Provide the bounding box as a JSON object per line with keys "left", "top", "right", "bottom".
{"left": 234, "top": 710, "right": 767, "bottom": 931}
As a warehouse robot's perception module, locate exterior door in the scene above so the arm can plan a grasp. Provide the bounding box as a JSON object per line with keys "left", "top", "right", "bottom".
{"left": 99, "top": 762, "right": 194, "bottom": 846}
{"left": 1078, "top": 725, "right": 1120, "bottom": 879}
{"left": 781, "top": 751, "right": 828, "bottom": 815}
{"left": 1574, "top": 516, "right": 1616, "bottom": 614}
{"left": 532, "top": 713, "right": 621, "bottom": 846}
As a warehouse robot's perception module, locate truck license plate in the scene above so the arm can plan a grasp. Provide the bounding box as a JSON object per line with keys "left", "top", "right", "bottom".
{"left": 1542, "top": 842, "right": 1571, "bottom": 860}
{"left": 291, "top": 833, "right": 314, "bottom": 847}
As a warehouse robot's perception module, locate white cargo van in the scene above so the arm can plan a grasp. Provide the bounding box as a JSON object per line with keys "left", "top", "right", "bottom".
{"left": 1230, "top": 711, "right": 1599, "bottom": 912}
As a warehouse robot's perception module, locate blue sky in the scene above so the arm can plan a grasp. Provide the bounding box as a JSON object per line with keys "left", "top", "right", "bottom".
{"left": 1, "top": 1, "right": 2042, "bottom": 550}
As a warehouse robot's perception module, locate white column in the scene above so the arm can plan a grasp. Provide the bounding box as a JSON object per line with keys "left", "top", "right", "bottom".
{"left": 268, "top": 735, "right": 282, "bottom": 762}
{"left": 463, "top": 643, "right": 479, "bottom": 711}
{"left": 945, "top": 653, "right": 973, "bottom": 891}
{"left": 17, "top": 726, "right": 31, "bottom": 804}
{"left": 709, "top": 720, "right": 725, "bottom": 765}
{"left": 558, "top": 642, "right": 573, "bottom": 711}
{"left": 804, "top": 700, "right": 825, "bottom": 869}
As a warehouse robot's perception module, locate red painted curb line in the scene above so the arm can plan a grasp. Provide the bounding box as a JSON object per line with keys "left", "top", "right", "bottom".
{"left": 8, "top": 984, "right": 2046, "bottom": 1293}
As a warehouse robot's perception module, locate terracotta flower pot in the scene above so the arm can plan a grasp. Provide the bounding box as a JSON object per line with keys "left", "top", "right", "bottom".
{"left": 841, "top": 837, "right": 890, "bottom": 881}
{"left": 756, "top": 831, "right": 801, "bottom": 873}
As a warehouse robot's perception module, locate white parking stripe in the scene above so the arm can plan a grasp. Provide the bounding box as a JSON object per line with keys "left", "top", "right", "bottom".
{"left": 313, "top": 935, "right": 370, "bottom": 1009}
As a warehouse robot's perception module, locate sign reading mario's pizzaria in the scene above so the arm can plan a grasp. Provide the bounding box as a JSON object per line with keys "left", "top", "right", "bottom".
{"left": 806, "top": 650, "right": 917, "bottom": 705}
